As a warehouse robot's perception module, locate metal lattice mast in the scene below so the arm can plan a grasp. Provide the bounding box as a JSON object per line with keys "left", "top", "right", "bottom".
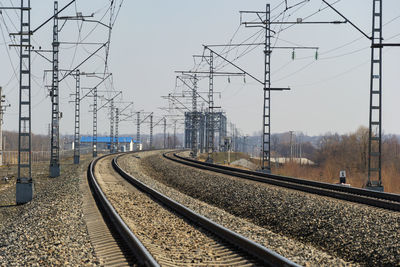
{"left": 92, "top": 87, "right": 98, "bottom": 157}
{"left": 191, "top": 75, "right": 198, "bottom": 157}
{"left": 173, "top": 120, "right": 177, "bottom": 149}
{"left": 367, "top": 0, "right": 383, "bottom": 189}
{"left": 206, "top": 52, "right": 214, "bottom": 162}
{"left": 49, "top": 1, "right": 60, "bottom": 177}
{"left": 150, "top": 113, "right": 153, "bottom": 149}
{"left": 109, "top": 99, "right": 114, "bottom": 153}
{"left": 163, "top": 117, "right": 166, "bottom": 149}
{"left": 73, "top": 70, "right": 80, "bottom": 164}
{"left": 115, "top": 107, "right": 119, "bottom": 152}
{"left": 0, "top": 87, "right": 3, "bottom": 166}
{"left": 16, "top": 0, "right": 33, "bottom": 203}
{"left": 136, "top": 111, "right": 140, "bottom": 149}
{"left": 199, "top": 114, "right": 205, "bottom": 153}
{"left": 262, "top": 4, "right": 272, "bottom": 173}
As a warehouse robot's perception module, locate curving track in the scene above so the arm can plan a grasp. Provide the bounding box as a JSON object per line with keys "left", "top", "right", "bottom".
{"left": 87, "top": 153, "right": 299, "bottom": 267}
{"left": 164, "top": 151, "right": 400, "bottom": 211}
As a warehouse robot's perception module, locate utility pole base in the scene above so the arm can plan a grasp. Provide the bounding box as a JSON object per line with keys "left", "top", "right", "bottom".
{"left": 93, "top": 151, "right": 97, "bottom": 158}
{"left": 16, "top": 180, "right": 33, "bottom": 204}
{"left": 366, "top": 181, "right": 384, "bottom": 192}
{"left": 50, "top": 164, "right": 60, "bottom": 178}
{"left": 74, "top": 155, "right": 80, "bottom": 164}
{"left": 258, "top": 168, "right": 271, "bottom": 174}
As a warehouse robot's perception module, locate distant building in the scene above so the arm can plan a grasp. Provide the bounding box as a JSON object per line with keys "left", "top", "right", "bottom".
{"left": 80, "top": 136, "right": 138, "bottom": 151}
{"left": 271, "top": 157, "right": 315, "bottom": 165}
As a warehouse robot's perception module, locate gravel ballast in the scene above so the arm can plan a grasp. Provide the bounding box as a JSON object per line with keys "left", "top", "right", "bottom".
{"left": 134, "top": 151, "right": 400, "bottom": 266}
{"left": 119, "top": 151, "right": 400, "bottom": 266}
{"left": 118, "top": 151, "right": 357, "bottom": 266}
{"left": 0, "top": 158, "right": 99, "bottom": 266}
{"left": 96, "top": 155, "right": 259, "bottom": 266}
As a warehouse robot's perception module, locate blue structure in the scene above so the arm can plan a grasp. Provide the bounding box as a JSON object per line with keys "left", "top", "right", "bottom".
{"left": 80, "top": 136, "right": 137, "bottom": 144}
{"left": 80, "top": 136, "right": 137, "bottom": 151}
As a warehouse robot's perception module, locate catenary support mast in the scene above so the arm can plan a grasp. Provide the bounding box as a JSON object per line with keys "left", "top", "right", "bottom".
{"left": 92, "top": 87, "right": 98, "bottom": 157}
{"left": 150, "top": 113, "right": 153, "bottom": 149}
{"left": 115, "top": 107, "right": 119, "bottom": 152}
{"left": 191, "top": 75, "right": 198, "bottom": 157}
{"left": 262, "top": 4, "right": 272, "bottom": 173}
{"left": 206, "top": 52, "right": 214, "bottom": 162}
{"left": 109, "top": 99, "right": 114, "bottom": 153}
{"left": 73, "top": 70, "right": 80, "bottom": 164}
{"left": 136, "top": 111, "right": 140, "bottom": 149}
{"left": 163, "top": 117, "right": 167, "bottom": 149}
{"left": 367, "top": 0, "right": 383, "bottom": 190}
{"left": 16, "top": 0, "right": 33, "bottom": 203}
{"left": 50, "top": 1, "right": 60, "bottom": 177}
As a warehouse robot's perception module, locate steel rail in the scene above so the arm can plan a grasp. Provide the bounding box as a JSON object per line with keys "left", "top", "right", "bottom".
{"left": 164, "top": 152, "right": 400, "bottom": 212}
{"left": 113, "top": 154, "right": 300, "bottom": 267}
{"left": 87, "top": 154, "right": 159, "bottom": 267}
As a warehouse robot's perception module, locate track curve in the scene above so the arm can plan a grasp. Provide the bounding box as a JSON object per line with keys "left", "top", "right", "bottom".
{"left": 87, "top": 154, "right": 159, "bottom": 267}
{"left": 89, "top": 152, "right": 300, "bottom": 266}
{"left": 164, "top": 151, "right": 400, "bottom": 211}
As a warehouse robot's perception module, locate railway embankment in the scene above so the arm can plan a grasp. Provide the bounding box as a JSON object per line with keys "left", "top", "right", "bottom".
{"left": 0, "top": 159, "right": 99, "bottom": 266}
{"left": 119, "top": 151, "right": 399, "bottom": 266}
{"left": 118, "top": 151, "right": 356, "bottom": 266}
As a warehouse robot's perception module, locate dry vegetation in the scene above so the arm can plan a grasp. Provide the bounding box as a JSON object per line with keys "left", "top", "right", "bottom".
{"left": 3, "top": 131, "right": 50, "bottom": 151}
{"left": 273, "top": 127, "right": 400, "bottom": 194}
{"left": 205, "top": 127, "right": 400, "bottom": 194}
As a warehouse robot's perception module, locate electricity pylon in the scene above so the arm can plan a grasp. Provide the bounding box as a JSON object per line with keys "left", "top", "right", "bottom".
{"left": 322, "top": 0, "right": 400, "bottom": 191}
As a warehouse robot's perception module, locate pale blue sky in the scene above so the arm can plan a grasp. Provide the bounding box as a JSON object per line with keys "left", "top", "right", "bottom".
{"left": 0, "top": 0, "right": 399, "bottom": 137}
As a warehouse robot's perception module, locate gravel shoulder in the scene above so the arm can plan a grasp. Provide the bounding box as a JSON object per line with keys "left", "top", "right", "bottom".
{"left": 118, "top": 151, "right": 356, "bottom": 266}
{"left": 0, "top": 157, "right": 99, "bottom": 266}
{"left": 127, "top": 151, "right": 399, "bottom": 266}
{"left": 96, "top": 155, "right": 262, "bottom": 266}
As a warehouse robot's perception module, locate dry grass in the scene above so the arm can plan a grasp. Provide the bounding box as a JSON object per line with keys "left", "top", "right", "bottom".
{"left": 273, "top": 162, "right": 399, "bottom": 194}
{"left": 198, "top": 152, "right": 250, "bottom": 164}
{"left": 198, "top": 152, "right": 400, "bottom": 194}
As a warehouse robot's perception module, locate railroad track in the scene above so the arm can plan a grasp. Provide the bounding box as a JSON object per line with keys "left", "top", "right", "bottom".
{"left": 163, "top": 152, "right": 400, "bottom": 212}
{"left": 87, "top": 154, "right": 157, "bottom": 266}
{"left": 87, "top": 153, "right": 299, "bottom": 267}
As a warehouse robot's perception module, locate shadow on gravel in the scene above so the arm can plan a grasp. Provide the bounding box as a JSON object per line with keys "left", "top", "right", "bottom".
{"left": 0, "top": 204, "right": 18, "bottom": 209}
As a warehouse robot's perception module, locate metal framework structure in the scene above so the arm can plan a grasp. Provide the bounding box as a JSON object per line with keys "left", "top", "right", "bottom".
{"left": 149, "top": 113, "right": 153, "bottom": 149}
{"left": 262, "top": 4, "right": 272, "bottom": 173}
{"left": 136, "top": 111, "right": 140, "bottom": 148}
{"left": 115, "top": 107, "right": 119, "bottom": 152}
{"left": 206, "top": 52, "right": 214, "bottom": 162}
{"left": 173, "top": 120, "right": 177, "bottom": 148}
{"left": 321, "top": 0, "right": 400, "bottom": 191}
{"left": 184, "top": 111, "right": 227, "bottom": 153}
{"left": 109, "top": 99, "right": 115, "bottom": 153}
{"left": 92, "top": 87, "right": 98, "bottom": 157}
{"left": 0, "top": 87, "right": 10, "bottom": 166}
{"left": 73, "top": 70, "right": 80, "bottom": 164}
{"left": 175, "top": 67, "right": 241, "bottom": 161}
{"left": 15, "top": 0, "right": 33, "bottom": 203}
{"left": 199, "top": 114, "right": 205, "bottom": 153}
{"left": 92, "top": 90, "right": 121, "bottom": 156}
{"left": 163, "top": 117, "right": 167, "bottom": 149}
{"left": 50, "top": 1, "right": 60, "bottom": 177}
{"left": 215, "top": 112, "right": 227, "bottom": 150}
{"left": 367, "top": 0, "right": 383, "bottom": 189}
{"left": 191, "top": 75, "right": 198, "bottom": 157}
{"left": 0, "top": 87, "right": 3, "bottom": 166}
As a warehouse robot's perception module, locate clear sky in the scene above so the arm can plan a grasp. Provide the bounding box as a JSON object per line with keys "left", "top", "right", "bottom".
{"left": 0, "top": 0, "right": 399, "bottom": 137}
